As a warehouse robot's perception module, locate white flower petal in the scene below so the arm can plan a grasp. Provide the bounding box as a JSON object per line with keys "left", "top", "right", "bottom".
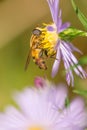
{"left": 0, "top": 83, "right": 87, "bottom": 130}
{"left": 47, "top": 84, "right": 68, "bottom": 110}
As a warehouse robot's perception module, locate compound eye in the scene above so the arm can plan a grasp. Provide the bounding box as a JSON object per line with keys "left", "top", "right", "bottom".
{"left": 32, "top": 29, "right": 41, "bottom": 36}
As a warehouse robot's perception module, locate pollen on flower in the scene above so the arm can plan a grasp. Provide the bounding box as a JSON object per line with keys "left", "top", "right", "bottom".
{"left": 38, "top": 24, "right": 58, "bottom": 56}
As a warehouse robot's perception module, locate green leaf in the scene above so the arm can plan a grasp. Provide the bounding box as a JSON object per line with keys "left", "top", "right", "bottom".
{"left": 59, "top": 27, "right": 87, "bottom": 41}
{"left": 71, "top": 0, "right": 87, "bottom": 30}
{"left": 73, "top": 89, "right": 87, "bottom": 97}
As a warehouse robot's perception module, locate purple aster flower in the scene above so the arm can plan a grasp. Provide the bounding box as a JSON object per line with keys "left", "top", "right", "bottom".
{"left": 46, "top": 0, "right": 87, "bottom": 86}
{"left": 0, "top": 79, "right": 87, "bottom": 130}
{"left": 25, "top": 0, "right": 87, "bottom": 86}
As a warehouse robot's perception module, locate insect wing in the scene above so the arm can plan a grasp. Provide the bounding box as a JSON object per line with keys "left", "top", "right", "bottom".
{"left": 25, "top": 48, "right": 32, "bottom": 70}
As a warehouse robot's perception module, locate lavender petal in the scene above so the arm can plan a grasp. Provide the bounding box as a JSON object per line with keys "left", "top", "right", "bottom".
{"left": 52, "top": 44, "right": 61, "bottom": 77}
{"left": 59, "top": 22, "right": 71, "bottom": 32}
{"left": 47, "top": 0, "right": 60, "bottom": 28}
{"left": 57, "top": 10, "right": 62, "bottom": 31}
{"left": 62, "top": 41, "right": 87, "bottom": 79}
{"left": 60, "top": 43, "right": 74, "bottom": 86}
{"left": 64, "top": 42, "right": 82, "bottom": 54}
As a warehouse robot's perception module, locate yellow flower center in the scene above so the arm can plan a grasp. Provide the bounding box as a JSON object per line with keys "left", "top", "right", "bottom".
{"left": 42, "top": 30, "right": 58, "bottom": 48}
{"left": 29, "top": 126, "right": 43, "bottom": 130}
{"left": 38, "top": 23, "right": 58, "bottom": 56}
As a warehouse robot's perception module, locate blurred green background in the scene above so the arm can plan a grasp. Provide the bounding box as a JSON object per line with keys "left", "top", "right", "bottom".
{"left": 0, "top": 0, "right": 87, "bottom": 110}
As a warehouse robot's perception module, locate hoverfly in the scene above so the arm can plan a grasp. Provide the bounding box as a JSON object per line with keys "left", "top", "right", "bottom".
{"left": 25, "top": 28, "right": 47, "bottom": 70}
{"left": 25, "top": 24, "right": 57, "bottom": 70}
